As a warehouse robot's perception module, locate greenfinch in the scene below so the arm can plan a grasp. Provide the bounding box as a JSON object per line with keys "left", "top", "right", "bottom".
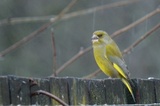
{"left": 92, "top": 30, "right": 135, "bottom": 101}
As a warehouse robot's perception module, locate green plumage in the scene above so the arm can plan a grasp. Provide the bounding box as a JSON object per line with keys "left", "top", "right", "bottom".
{"left": 92, "top": 30, "right": 135, "bottom": 101}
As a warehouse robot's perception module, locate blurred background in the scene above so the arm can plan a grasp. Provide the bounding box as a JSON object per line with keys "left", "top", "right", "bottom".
{"left": 0, "top": 0, "right": 160, "bottom": 79}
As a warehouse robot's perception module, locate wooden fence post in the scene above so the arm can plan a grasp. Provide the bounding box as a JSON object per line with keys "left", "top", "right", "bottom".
{"left": 151, "top": 79, "right": 160, "bottom": 103}
{"left": 30, "top": 78, "right": 51, "bottom": 105}
{"left": 104, "top": 78, "right": 128, "bottom": 104}
{"left": 88, "top": 79, "right": 106, "bottom": 105}
{"left": 67, "top": 77, "right": 90, "bottom": 105}
{"left": 0, "top": 76, "right": 10, "bottom": 105}
{"left": 8, "top": 76, "right": 31, "bottom": 105}
{"left": 49, "top": 77, "right": 69, "bottom": 105}
{"left": 135, "top": 79, "right": 155, "bottom": 104}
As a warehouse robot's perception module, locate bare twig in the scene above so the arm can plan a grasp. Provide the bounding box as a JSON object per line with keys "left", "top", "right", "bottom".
{"left": 29, "top": 78, "right": 38, "bottom": 87}
{"left": 82, "top": 69, "right": 101, "bottom": 79}
{"left": 50, "top": 0, "right": 78, "bottom": 22}
{"left": 0, "top": 0, "right": 140, "bottom": 26}
{"left": 0, "top": 0, "right": 78, "bottom": 57}
{"left": 31, "top": 90, "right": 69, "bottom": 106}
{"left": 111, "top": 7, "right": 160, "bottom": 38}
{"left": 123, "top": 23, "right": 160, "bottom": 55}
{"left": 51, "top": 28, "right": 57, "bottom": 76}
{"left": 53, "top": 46, "right": 92, "bottom": 76}
{"left": 0, "top": 15, "right": 54, "bottom": 25}
{"left": 54, "top": 0, "right": 141, "bottom": 21}
{"left": 0, "top": 23, "right": 51, "bottom": 57}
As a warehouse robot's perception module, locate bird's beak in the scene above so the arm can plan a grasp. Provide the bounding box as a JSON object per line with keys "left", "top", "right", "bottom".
{"left": 92, "top": 34, "right": 99, "bottom": 43}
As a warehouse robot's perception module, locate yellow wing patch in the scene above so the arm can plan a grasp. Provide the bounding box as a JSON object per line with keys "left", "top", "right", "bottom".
{"left": 113, "top": 63, "right": 127, "bottom": 79}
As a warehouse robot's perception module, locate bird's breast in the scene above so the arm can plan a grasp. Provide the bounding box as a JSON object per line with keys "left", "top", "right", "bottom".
{"left": 93, "top": 46, "right": 118, "bottom": 77}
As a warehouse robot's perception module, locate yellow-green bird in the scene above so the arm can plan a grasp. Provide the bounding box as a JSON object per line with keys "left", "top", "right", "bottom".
{"left": 92, "top": 30, "right": 135, "bottom": 101}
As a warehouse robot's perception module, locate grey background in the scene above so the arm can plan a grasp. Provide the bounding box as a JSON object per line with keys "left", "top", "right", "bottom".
{"left": 0, "top": 0, "right": 160, "bottom": 79}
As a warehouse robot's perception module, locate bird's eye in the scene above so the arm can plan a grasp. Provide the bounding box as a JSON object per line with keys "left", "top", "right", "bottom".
{"left": 98, "top": 34, "right": 103, "bottom": 37}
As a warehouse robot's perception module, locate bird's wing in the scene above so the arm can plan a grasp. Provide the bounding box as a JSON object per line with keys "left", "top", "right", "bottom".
{"left": 108, "top": 56, "right": 129, "bottom": 79}
{"left": 105, "top": 42, "right": 130, "bottom": 78}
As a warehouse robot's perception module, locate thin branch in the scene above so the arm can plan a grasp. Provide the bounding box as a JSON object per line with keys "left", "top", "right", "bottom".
{"left": 53, "top": 0, "right": 141, "bottom": 22}
{"left": 51, "top": 28, "right": 57, "bottom": 76}
{"left": 31, "top": 90, "right": 69, "bottom": 106}
{"left": 0, "top": 15, "right": 54, "bottom": 26}
{"left": 0, "top": 0, "right": 78, "bottom": 57}
{"left": 123, "top": 23, "right": 160, "bottom": 55}
{"left": 0, "top": 0, "right": 141, "bottom": 26}
{"left": 0, "top": 23, "right": 51, "bottom": 57}
{"left": 53, "top": 46, "right": 92, "bottom": 76}
{"left": 50, "top": 0, "right": 78, "bottom": 23}
{"left": 111, "top": 7, "right": 160, "bottom": 38}
{"left": 82, "top": 69, "right": 101, "bottom": 79}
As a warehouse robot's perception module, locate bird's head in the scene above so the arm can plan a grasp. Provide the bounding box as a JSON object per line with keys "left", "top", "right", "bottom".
{"left": 92, "top": 30, "right": 111, "bottom": 45}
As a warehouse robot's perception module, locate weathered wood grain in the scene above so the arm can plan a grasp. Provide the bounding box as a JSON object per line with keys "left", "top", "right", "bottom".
{"left": 0, "top": 76, "right": 10, "bottom": 105}
{"left": 88, "top": 79, "right": 106, "bottom": 105}
{"left": 0, "top": 76, "right": 159, "bottom": 105}
{"left": 153, "top": 79, "right": 160, "bottom": 103}
{"left": 67, "top": 78, "right": 90, "bottom": 105}
{"left": 104, "top": 78, "right": 127, "bottom": 104}
{"left": 49, "top": 77, "right": 69, "bottom": 105}
{"left": 30, "top": 78, "right": 51, "bottom": 105}
{"left": 135, "top": 79, "right": 155, "bottom": 104}
{"left": 8, "top": 75, "right": 31, "bottom": 105}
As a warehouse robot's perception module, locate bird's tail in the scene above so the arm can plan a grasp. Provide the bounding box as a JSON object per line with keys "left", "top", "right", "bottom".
{"left": 121, "top": 78, "right": 135, "bottom": 102}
